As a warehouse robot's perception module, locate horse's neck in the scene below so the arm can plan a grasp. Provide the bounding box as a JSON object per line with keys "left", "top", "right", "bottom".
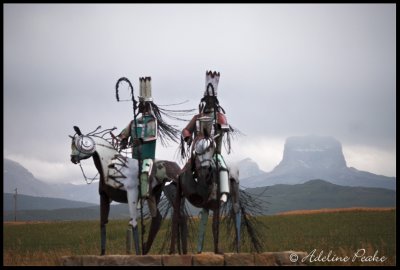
{"left": 92, "top": 136, "right": 118, "bottom": 178}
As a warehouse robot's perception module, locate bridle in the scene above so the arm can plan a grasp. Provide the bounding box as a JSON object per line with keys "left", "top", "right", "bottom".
{"left": 79, "top": 162, "right": 99, "bottom": 184}
{"left": 71, "top": 134, "right": 99, "bottom": 184}
{"left": 70, "top": 126, "right": 119, "bottom": 185}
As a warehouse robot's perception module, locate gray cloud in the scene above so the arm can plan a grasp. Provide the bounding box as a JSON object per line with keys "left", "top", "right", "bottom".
{"left": 4, "top": 4, "right": 396, "bottom": 182}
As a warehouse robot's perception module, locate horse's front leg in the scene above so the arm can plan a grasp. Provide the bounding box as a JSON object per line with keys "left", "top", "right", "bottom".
{"left": 100, "top": 192, "right": 110, "bottom": 256}
{"left": 230, "top": 179, "right": 241, "bottom": 253}
{"left": 169, "top": 182, "right": 182, "bottom": 254}
{"left": 125, "top": 182, "right": 140, "bottom": 255}
{"left": 212, "top": 206, "right": 222, "bottom": 254}
{"left": 197, "top": 208, "right": 209, "bottom": 253}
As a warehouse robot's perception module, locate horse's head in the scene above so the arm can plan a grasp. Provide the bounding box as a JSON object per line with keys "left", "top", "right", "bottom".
{"left": 194, "top": 136, "right": 216, "bottom": 168}
{"left": 193, "top": 114, "right": 220, "bottom": 166}
{"left": 70, "top": 126, "right": 96, "bottom": 164}
{"left": 193, "top": 135, "right": 219, "bottom": 186}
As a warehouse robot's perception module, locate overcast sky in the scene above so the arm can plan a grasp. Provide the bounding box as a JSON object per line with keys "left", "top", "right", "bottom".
{"left": 4, "top": 4, "right": 396, "bottom": 185}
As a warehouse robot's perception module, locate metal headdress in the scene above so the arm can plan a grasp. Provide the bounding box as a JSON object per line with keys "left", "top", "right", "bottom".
{"left": 116, "top": 76, "right": 195, "bottom": 147}
{"left": 204, "top": 71, "right": 220, "bottom": 97}
{"left": 139, "top": 77, "right": 153, "bottom": 102}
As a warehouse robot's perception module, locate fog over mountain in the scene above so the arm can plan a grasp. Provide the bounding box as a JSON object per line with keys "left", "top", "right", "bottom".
{"left": 241, "top": 135, "right": 396, "bottom": 190}
{"left": 235, "top": 158, "right": 266, "bottom": 180}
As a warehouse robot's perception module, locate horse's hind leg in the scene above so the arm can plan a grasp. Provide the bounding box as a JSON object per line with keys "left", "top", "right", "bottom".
{"left": 100, "top": 193, "right": 110, "bottom": 256}
{"left": 231, "top": 179, "right": 241, "bottom": 253}
{"left": 143, "top": 194, "right": 162, "bottom": 255}
{"left": 169, "top": 181, "right": 182, "bottom": 254}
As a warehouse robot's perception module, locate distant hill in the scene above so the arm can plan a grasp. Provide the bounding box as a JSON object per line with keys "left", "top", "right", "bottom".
{"left": 242, "top": 136, "right": 396, "bottom": 190}
{"left": 3, "top": 204, "right": 130, "bottom": 222}
{"left": 4, "top": 135, "right": 396, "bottom": 208}
{"left": 3, "top": 193, "right": 97, "bottom": 211}
{"left": 245, "top": 179, "right": 396, "bottom": 215}
{"left": 4, "top": 158, "right": 99, "bottom": 204}
{"left": 3, "top": 179, "right": 396, "bottom": 221}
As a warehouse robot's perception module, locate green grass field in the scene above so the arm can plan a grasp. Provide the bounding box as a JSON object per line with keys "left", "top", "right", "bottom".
{"left": 3, "top": 208, "right": 396, "bottom": 266}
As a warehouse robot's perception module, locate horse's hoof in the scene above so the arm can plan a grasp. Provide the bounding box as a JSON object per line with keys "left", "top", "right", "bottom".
{"left": 100, "top": 250, "right": 105, "bottom": 256}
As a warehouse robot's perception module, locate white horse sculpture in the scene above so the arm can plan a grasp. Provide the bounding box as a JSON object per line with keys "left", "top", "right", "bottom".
{"left": 70, "top": 126, "right": 181, "bottom": 255}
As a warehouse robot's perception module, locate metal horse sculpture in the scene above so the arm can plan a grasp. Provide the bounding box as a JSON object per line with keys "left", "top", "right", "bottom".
{"left": 169, "top": 134, "right": 242, "bottom": 254}
{"left": 70, "top": 125, "right": 181, "bottom": 255}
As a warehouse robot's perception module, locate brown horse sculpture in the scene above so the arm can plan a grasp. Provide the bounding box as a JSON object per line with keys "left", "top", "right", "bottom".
{"left": 169, "top": 134, "right": 242, "bottom": 254}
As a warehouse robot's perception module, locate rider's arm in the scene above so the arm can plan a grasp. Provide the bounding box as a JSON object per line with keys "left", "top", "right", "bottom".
{"left": 117, "top": 120, "right": 133, "bottom": 149}
{"left": 215, "top": 112, "right": 229, "bottom": 153}
{"left": 182, "top": 115, "right": 198, "bottom": 142}
{"left": 118, "top": 120, "right": 133, "bottom": 140}
{"left": 217, "top": 112, "right": 229, "bottom": 131}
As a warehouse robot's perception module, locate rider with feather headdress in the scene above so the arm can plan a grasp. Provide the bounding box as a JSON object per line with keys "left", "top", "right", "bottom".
{"left": 181, "top": 71, "right": 232, "bottom": 203}
{"left": 117, "top": 77, "right": 193, "bottom": 214}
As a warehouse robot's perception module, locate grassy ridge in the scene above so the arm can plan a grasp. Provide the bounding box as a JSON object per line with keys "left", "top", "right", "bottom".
{"left": 3, "top": 208, "right": 396, "bottom": 266}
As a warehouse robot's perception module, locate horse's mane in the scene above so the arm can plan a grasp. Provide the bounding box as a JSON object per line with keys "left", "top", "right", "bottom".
{"left": 85, "top": 126, "right": 134, "bottom": 157}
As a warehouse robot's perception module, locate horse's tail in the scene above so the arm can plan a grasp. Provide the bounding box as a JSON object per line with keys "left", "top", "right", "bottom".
{"left": 220, "top": 188, "right": 268, "bottom": 253}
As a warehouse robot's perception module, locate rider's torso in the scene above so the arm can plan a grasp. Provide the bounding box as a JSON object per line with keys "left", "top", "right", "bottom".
{"left": 192, "top": 112, "right": 228, "bottom": 154}
{"left": 131, "top": 114, "right": 157, "bottom": 159}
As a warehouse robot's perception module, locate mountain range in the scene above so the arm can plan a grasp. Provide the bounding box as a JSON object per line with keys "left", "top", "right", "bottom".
{"left": 3, "top": 179, "right": 395, "bottom": 221}
{"left": 4, "top": 158, "right": 99, "bottom": 204}
{"left": 3, "top": 193, "right": 97, "bottom": 211}
{"left": 238, "top": 135, "right": 396, "bottom": 190}
{"left": 244, "top": 179, "right": 395, "bottom": 215}
{"left": 3, "top": 135, "right": 396, "bottom": 210}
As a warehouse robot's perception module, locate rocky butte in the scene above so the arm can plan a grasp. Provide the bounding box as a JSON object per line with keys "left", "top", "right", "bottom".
{"left": 244, "top": 135, "right": 396, "bottom": 190}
